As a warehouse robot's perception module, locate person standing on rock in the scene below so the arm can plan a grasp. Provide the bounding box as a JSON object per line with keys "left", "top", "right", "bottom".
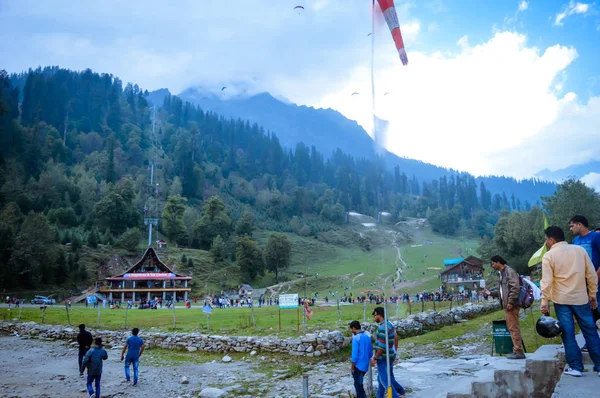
{"left": 486, "top": 255, "right": 525, "bottom": 359}
{"left": 81, "top": 337, "right": 108, "bottom": 398}
{"left": 350, "top": 320, "right": 372, "bottom": 398}
{"left": 77, "top": 324, "right": 93, "bottom": 377}
{"left": 541, "top": 226, "right": 600, "bottom": 377}
{"left": 121, "top": 327, "right": 145, "bottom": 385}
{"left": 370, "top": 306, "right": 406, "bottom": 398}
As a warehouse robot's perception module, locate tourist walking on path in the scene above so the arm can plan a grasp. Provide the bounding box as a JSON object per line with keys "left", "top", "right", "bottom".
{"left": 371, "top": 306, "right": 405, "bottom": 398}
{"left": 81, "top": 337, "right": 108, "bottom": 398}
{"left": 350, "top": 320, "right": 373, "bottom": 398}
{"left": 541, "top": 226, "right": 600, "bottom": 377}
{"left": 77, "top": 324, "right": 93, "bottom": 377}
{"left": 486, "top": 255, "right": 525, "bottom": 359}
{"left": 121, "top": 327, "right": 145, "bottom": 385}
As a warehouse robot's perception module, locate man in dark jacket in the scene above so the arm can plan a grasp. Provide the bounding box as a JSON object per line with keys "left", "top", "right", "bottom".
{"left": 81, "top": 337, "right": 108, "bottom": 398}
{"left": 486, "top": 255, "right": 525, "bottom": 359}
{"left": 77, "top": 324, "right": 93, "bottom": 376}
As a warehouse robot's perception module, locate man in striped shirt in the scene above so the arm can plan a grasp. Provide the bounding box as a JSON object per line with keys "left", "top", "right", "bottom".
{"left": 370, "top": 306, "right": 406, "bottom": 398}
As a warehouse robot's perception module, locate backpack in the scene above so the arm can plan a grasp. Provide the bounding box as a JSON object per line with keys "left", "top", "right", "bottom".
{"left": 518, "top": 276, "right": 534, "bottom": 309}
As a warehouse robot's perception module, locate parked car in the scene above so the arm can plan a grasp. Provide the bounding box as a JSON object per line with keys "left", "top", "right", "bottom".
{"left": 31, "top": 296, "right": 56, "bottom": 305}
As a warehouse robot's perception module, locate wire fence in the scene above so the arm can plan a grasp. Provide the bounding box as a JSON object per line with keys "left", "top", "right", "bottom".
{"left": 0, "top": 296, "right": 494, "bottom": 336}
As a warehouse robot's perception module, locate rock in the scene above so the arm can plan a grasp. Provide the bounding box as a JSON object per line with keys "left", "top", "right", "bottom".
{"left": 222, "top": 355, "right": 232, "bottom": 362}
{"left": 181, "top": 376, "right": 189, "bottom": 384}
{"left": 250, "top": 350, "right": 257, "bottom": 356}
{"left": 199, "top": 387, "right": 226, "bottom": 398}
{"left": 187, "top": 346, "right": 197, "bottom": 352}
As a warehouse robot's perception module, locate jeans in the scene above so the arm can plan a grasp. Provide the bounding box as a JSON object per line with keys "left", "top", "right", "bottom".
{"left": 554, "top": 302, "right": 600, "bottom": 372}
{"left": 78, "top": 349, "right": 88, "bottom": 374}
{"left": 86, "top": 374, "right": 101, "bottom": 398}
{"left": 352, "top": 369, "right": 367, "bottom": 398}
{"left": 125, "top": 357, "right": 140, "bottom": 383}
{"left": 376, "top": 359, "right": 406, "bottom": 398}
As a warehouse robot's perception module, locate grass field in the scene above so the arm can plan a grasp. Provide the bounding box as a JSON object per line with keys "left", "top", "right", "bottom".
{"left": 260, "top": 222, "right": 480, "bottom": 299}
{"left": 0, "top": 299, "right": 464, "bottom": 336}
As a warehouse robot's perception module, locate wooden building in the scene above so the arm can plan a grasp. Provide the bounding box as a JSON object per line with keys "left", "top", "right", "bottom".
{"left": 440, "top": 256, "right": 485, "bottom": 290}
{"left": 99, "top": 247, "right": 191, "bottom": 303}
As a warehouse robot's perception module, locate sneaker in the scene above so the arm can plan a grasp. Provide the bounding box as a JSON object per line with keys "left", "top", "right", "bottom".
{"left": 89, "top": 394, "right": 95, "bottom": 398}
{"left": 507, "top": 352, "right": 526, "bottom": 360}
{"left": 564, "top": 368, "right": 583, "bottom": 377}
{"left": 596, "top": 319, "right": 600, "bottom": 330}
{"left": 581, "top": 345, "right": 589, "bottom": 353}
{"left": 79, "top": 373, "right": 84, "bottom": 378}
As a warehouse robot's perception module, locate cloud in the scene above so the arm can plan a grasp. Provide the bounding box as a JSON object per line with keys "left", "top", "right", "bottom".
{"left": 504, "top": 1, "right": 530, "bottom": 27}
{"left": 518, "top": 1, "right": 529, "bottom": 12}
{"left": 581, "top": 172, "right": 600, "bottom": 191}
{"left": 315, "top": 31, "right": 591, "bottom": 178}
{"left": 0, "top": 0, "right": 419, "bottom": 100}
{"left": 554, "top": 1, "right": 593, "bottom": 26}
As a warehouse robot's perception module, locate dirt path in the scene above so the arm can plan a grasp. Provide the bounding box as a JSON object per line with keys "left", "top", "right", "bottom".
{"left": 0, "top": 335, "right": 254, "bottom": 398}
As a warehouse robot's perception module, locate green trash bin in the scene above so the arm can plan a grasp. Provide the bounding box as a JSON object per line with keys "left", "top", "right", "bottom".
{"left": 492, "top": 319, "right": 513, "bottom": 355}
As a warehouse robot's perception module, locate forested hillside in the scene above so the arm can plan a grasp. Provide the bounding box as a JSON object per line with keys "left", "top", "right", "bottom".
{"left": 0, "top": 66, "right": 559, "bottom": 290}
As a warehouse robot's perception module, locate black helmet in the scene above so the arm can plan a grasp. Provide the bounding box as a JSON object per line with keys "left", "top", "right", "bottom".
{"left": 536, "top": 315, "right": 563, "bottom": 338}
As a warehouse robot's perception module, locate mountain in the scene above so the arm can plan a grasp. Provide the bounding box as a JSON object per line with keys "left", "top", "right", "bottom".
{"left": 176, "top": 87, "right": 458, "bottom": 181}
{"left": 536, "top": 161, "right": 600, "bottom": 182}
{"left": 170, "top": 87, "right": 555, "bottom": 204}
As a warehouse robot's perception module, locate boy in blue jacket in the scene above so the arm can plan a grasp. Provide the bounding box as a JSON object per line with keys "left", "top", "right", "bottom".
{"left": 81, "top": 337, "right": 108, "bottom": 398}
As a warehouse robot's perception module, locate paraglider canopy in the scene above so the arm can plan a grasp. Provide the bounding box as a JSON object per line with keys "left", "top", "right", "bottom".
{"left": 294, "top": 5, "right": 304, "bottom": 10}
{"left": 221, "top": 86, "right": 227, "bottom": 91}
{"left": 351, "top": 92, "right": 360, "bottom": 96}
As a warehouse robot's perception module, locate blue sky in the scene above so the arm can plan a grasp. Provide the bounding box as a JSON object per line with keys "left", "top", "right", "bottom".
{"left": 410, "top": 0, "right": 600, "bottom": 100}
{"left": 0, "top": 0, "right": 599, "bottom": 183}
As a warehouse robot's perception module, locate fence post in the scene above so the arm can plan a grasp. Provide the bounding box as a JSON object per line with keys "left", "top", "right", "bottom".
{"left": 65, "top": 302, "right": 71, "bottom": 325}
{"left": 366, "top": 365, "right": 374, "bottom": 397}
{"left": 450, "top": 296, "right": 453, "bottom": 311}
{"left": 433, "top": 299, "right": 436, "bottom": 312}
{"left": 172, "top": 300, "right": 177, "bottom": 333}
{"left": 97, "top": 304, "right": 101, "bottom": 327}
{"left": 302, "top": 374, "right": 309, "bottom": 398}
{"left": 421, "top": 299, "right": 424, "bottom": 313}
{"left": 41, "top": 306, "right": 46, "bottom": 324}
{"left": 408, "top": 301, "right": 412, "bottom": 315}
{"left": 124, "top": 305, "right": 129, "bottom": 328}
{"left": 18, "top": 304, "right": 23, "bottom": 321}
{"left": 337, "top": 299, "right": 341, "bottom": 323}
{"left": 395, "top": 301, "right": 399, "bottom": 320}
{"left": 363, "top": 301, "right": 367, "bottom": 323}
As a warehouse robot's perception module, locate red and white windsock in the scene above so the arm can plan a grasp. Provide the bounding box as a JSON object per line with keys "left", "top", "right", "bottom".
{"left": 377, "top": 0, "right": 408, "bottom": 65}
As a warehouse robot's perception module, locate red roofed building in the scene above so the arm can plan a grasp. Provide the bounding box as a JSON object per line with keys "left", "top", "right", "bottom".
{"left": 99, "top": 247, "right": 191, "bottom": 302}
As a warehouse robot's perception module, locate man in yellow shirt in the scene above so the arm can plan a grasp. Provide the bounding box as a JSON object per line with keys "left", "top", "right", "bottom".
{"left": 540, "top": 226, "right": 600, "bottom": 377}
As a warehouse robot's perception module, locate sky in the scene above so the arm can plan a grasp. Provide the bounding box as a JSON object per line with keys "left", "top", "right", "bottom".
{"left": 1, "top": 0, "right": 599, "bottom": 181}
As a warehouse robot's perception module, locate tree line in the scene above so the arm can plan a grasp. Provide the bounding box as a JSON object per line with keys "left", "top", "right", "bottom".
{"left": 0, "top": 66, "right": 560, "bottom": 289}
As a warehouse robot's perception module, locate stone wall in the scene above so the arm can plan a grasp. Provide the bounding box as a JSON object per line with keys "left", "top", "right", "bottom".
{"left": 0, "top": 301, "right": 500, "bottom": 357}
{"left": 0, "top": 322, "right": 349, "bottom": 357}
{"left": 380, "top": 301, "right": 502, "bottom": 338}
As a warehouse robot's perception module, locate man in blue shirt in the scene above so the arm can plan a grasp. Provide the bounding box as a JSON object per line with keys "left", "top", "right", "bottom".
{"left": 350, "top": 320, "right": 373, "bottom": 398}
{"left": 120, "top": 327, "right": 145, "bottom": 386}
{"left": 570, "top": 216, "right": 600, "bottom": 323}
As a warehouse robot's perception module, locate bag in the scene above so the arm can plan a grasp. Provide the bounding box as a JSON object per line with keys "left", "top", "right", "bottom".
{"left": 536, "top": 315, "right": 563, "bottom": 338}
{"left": 517, "top": 276, "right": 534, "bottom": 309}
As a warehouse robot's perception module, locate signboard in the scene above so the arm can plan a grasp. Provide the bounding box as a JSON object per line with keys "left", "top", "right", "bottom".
{"left": 279, "top": 293, "right": 299, "bottom": 309}
{"left": 123, "top": 273, "right": 176, "bottom": 279}
{"left": 202, "top": 305, "right": 213, "bottom": 314}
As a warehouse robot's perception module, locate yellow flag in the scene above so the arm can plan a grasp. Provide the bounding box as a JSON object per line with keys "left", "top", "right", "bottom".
{"left": 528, "top": 214, "right": 549, "bottom": 267}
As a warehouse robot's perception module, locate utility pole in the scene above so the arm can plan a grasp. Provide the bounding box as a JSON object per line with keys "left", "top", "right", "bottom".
{"left": 144, "top": 106, "right": 158, "bottom": 247}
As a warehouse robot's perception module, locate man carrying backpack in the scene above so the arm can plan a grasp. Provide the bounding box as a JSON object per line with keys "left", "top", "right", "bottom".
{"left": 486, "top": 255, "right": 525, "bottom": 359}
